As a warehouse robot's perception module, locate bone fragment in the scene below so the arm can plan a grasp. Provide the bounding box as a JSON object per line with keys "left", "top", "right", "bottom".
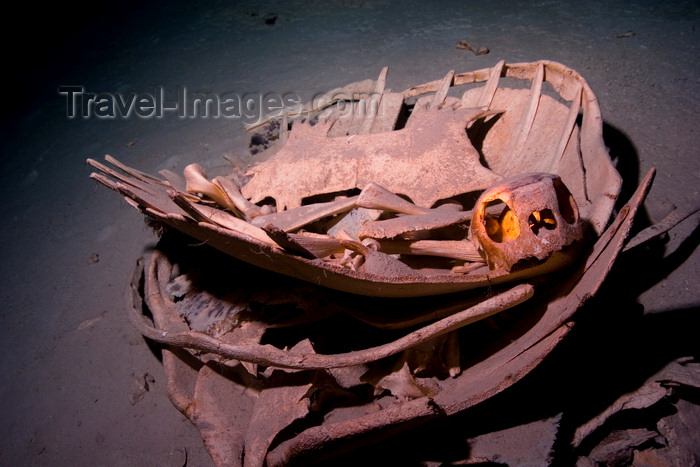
{"left": 358, "top": 66, "right": 390, "bottom": 135}
{"left": 326, "top": 207, "right": 383, "bottom": 240}
{"left": 455, "top": 40, "right": 489, "bottom": 55}
{"left": 624, "top": 202, "right": 700, "bottom": 251}
{"left": 358, "top": 210, "right": 472, "bottom": 240}
{"left": 183, "top": 164, "right": 234, "bottom": 210}
{"left": 212, "top": 175, "right": 263, "bottom": 219}
{"left": 88, "top": 171, "right": 178, "bottom": 216}
{"left": 167, "top": 190, "right": 276, "bottom": 247}
{"left": 376, "top": 239, "right": 483, "bottom": 262}
{"left": 357, "top": 182, "right": 431, "bottom": 215}
{"left": 157, "top": 169, "right": 185, "bottom": 191}
{"left": 103, "top": 154, "right": 166, "bottom": 185}
{"left": 510, "top": 62, "right": 544, "bottom": 160}
{"left": 287, "top": 232, "right": 347, "bottom": 258}
{"left": 251, "top": 196, "right": 359, "bottom": 232}
{"left": 553, "top": 84, "right": 582, "bottom": 165}
{"left": 87, "top": 158, "right": 163, "bottom": 197}
{"left": 475, "top": 59, "right": 505, "bottom": 109}
{"left": 278, "top": 112, "right": 289, "bottom": 146}
{"left": 374, "top": 66, "right": 388, "bottom": 94}
{"left": 431, "top": 70, "right": 455, "bottom": 110}
{"left": 358, "top": 204, "right": 505, "bottom": 240}
{"left": 259, "top": 223, "right": 318, "bottom": 259}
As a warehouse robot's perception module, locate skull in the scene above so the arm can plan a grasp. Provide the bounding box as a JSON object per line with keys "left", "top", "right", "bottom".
{"left": 470, "top": 173, "right": 583, "bottom": 273}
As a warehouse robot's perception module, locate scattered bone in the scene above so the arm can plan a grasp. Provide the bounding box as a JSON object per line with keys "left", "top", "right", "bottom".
{"left": 573, "top": 358, "right": 700, "bottom": 448}
{"left": 430, "top": 70, "right": 456, "bottom": 110}
{"left": 624, "top": 202, "right": 700, "bottom": 251}
{"left": 509, "top": 62, "right": 544, "bottom": 163}
{"left": 77, "top": 311, "right": 107, "bottom": 330}
{"left": 456, "top": 40, "right": 489, "bottom": 55}
{"left": 451, "top": 262, "right": 487, "bottom": 274}
{"left": 103, "top": 154, "right": 165, "bottom": 185}
{"left": 364, "top": 361, "right": 433, "bottom": 400}
{"left": 126, "top": 170, "right": 652, "bottom": 465}
{"left": 182, "top": 163, "right": 266, "bottom": 220}
{"left": 244, "top": 368, "right": 313, "bottom": 467}
{"left": 472, "top": 59, "right": 504, "bottom": 109}
{"left": 158, "top": 168, "right": 187, "bottom": 192}
{"left": 465, "top": 414, "right": 561, "bottom": 465}
{"left": 586, "top": 429, "right": 658, "bottom": 466}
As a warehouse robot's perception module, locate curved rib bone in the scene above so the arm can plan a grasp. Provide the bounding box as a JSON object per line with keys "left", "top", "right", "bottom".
{"left": 130, "top": 253, "right": 534, "bottom": 370}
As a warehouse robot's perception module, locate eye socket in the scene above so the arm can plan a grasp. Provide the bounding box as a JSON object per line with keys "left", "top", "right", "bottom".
{"left": 483, "top": 199, "right": 520, "bottom": 243}
{"left": 552, "top": 178, "right": 578, "bottom": 224}
{"left": 528, "top": 209, "right": 557, "bottom": 235}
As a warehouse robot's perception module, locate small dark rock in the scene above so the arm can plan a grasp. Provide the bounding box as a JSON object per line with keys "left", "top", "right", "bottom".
{"left": 264, "top": 13, "right": 278, "bottom": 26}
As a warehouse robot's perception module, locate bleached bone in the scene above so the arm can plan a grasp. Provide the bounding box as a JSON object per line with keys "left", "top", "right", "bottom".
{"left": 212, "top": 175, "right": 262, "bottom": 219}
{"left": 183, "top": 164, "right": 235, "bottom": 211}
{"left": 509, "top": 62, "right": 544, "bottom": 162}
{"left": 474, "top": 59, "right": 505, "bottom": 108}
{"left": 103, "top": 154, "right": 165, "bottom": 185}
{"left": 87, "top": 157, "right": 165, "bottom": 196}
{"left": 287, "top": 232, "right": 346, "bottom": 258}
{"left": 182, "top": 165, "right": 266, "bottom": 220}
{"left": 241, "top": 107, "right": 503, "bottom": 211}
{"left": 357, "top": 182, "right": 431, "bottom": 215}
{"left": 375, "top": 239, "right": 483, "bottom": 262}
{"left": 258, "top": 223, "right": 318, "bottom": 259}
{"left": 357, "top": 203, "right": 505, "bottom": 240}
{"left": 252, "top": 196, "right": 359, "bottom": 232}
{"left": 430, "top": 70, "right": 455, "bottom": 110}
{"left": 168, "top": 190, "right": 276, "bottom": 247}
{"left": 358, "top": 209, "right": 472, "bottom": 240}
{"left": 158, "top": 169, "right": 187, "bottom": 191}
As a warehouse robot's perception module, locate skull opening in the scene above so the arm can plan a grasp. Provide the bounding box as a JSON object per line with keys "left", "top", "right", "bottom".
{"left": 470, "top": 173, "right": 582, "bottom": 273}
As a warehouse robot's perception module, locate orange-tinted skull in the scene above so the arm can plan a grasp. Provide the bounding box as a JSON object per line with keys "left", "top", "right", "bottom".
{"left": 470, "top": 173, "right": 583, "bottom": 273}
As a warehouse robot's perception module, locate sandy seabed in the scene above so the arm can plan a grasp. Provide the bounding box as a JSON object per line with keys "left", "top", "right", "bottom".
{"left": 1, "top": 1, "right": 698, "bottom": 465}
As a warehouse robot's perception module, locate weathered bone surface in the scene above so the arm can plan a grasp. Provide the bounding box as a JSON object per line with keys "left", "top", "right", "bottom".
{"left": 241, "top": 106, "right": 502, "bottom": 211}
